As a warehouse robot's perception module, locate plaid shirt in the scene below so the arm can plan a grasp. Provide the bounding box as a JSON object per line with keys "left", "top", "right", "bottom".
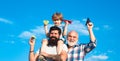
{"left": 67, "top": 41, "right": 96, "bottom": 61}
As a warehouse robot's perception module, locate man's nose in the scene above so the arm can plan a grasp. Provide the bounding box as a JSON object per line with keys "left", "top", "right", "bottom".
{"left": 52, "top": 34, "right": 56, "bottom": 36}
{"left": 70, "top": 37, "right": 74, "bottom": 40}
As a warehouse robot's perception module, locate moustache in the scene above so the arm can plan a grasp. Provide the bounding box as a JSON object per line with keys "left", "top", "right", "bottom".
{"left": 50, "top": 36, "right": 58, "bottom": 40}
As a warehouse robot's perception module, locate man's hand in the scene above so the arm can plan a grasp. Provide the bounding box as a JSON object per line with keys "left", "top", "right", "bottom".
{"left": 87, "top": 22, "right": 93, "bottom": 30}
{"left": 29, "top": 36, "right": 36, "bottom": 46}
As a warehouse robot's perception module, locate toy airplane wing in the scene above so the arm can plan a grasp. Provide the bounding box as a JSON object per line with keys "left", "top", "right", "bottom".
{"left": 85, "top": 18, "right": 91, "bottom": 25}
{"left": 63, "top": 19, "right": 72, "bottom": 24}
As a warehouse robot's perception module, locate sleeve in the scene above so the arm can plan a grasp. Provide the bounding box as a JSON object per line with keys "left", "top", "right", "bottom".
{"left": 84, "top": 40, "right": 96, "bottom": 53}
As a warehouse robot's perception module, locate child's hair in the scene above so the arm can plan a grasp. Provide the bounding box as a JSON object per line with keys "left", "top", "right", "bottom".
{"left": 52, "top": 12, "right": 63, "bottom": 21}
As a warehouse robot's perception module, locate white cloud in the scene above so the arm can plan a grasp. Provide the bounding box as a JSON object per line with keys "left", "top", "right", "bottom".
{"left": 103, "top": 25, "right": 109, "bottom": 28}
{"left": 30, "top": 26, "right": 45, "bottom": 35}
{"left": 19, "top": 20, "right": 90, "bottom": 39}
{"left": 94, "top": 27, "right": 100, "bottom": 30}
{"left": 68, "top": 20, "right": 89, "bottom": 35}
{"left": 19, "top": 31, "right": 33, "bottom": 39}
{"left": 82, "top": 18, "right": 87, "bottom": 22}
{"left": 85, "top": 54, "right": 108, "bottom": 61}
{"left": 103, "top": 25, "right": 112, "bottom": 30}
{"left": 107, "top": 50, "right": 113, "bottom": 53}
{"left": 0, "top": 18, "right": 13, "bottom": 24}
{"left": 92, "top": 55, "right": 108, "bottom": 59}
{"left": 4, "top": 40, "right": 15, "bottom": 44}
{"left": 18, "top": 25, "right": 47, "bottom": 39}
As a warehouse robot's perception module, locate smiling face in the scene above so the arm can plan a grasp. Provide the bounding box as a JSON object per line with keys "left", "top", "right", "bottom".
{"left": 48, "top": 26, "right": 61, "bottom": 46}
{"left": 53, "top": 19, "right": 62, "bottom": 26}
{"left": 67, "top": 31, "right": 78, "bottom": 47}
{"left": 49, "top": 30, "right": 60, "bottom": 40}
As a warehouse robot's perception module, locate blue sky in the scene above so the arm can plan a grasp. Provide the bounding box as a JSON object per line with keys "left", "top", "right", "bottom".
{"left": 0, "top": 0, "right": 120, "bottom": 61}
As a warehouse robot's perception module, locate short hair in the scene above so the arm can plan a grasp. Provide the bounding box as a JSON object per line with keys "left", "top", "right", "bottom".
{"left": 52, "top": 12, "right": 63, "bottom": 21}
{"left": 49, "top": 26, "right": 61, "bottom": 35}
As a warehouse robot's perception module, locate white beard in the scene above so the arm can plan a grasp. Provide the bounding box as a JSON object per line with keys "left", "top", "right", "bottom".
{"left": 68, "top": 40, "right": 77, "bottom": 47}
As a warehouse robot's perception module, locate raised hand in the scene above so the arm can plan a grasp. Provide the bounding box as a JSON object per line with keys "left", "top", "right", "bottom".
{"left": 43, "top": 20, "right": 49, "bottom": 26}
{"left": 29, "top": 35, "right": 36, "bottom": 46}
{"left": 87, "top": 22, "right": 93, "bottom": 30}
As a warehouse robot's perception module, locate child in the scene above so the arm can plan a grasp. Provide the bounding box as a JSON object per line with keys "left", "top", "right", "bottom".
{"left": 41, "top": 12, "right": 69, "bottom": 55}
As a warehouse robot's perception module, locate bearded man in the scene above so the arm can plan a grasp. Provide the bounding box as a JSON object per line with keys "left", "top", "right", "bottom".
{"left": 29, "top": 26, "right": 67, "bottom": 61}
{"left": 66, "top": 22, "right": 96, "bottom": 61}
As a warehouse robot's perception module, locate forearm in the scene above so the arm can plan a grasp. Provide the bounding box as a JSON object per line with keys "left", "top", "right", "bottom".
{"left": 88, "top": 29, "right": 96, "bottom": 42}
{"left": 47, "top": 54, "right": 60, "bottom": 61}
{"left": 44, "top": 25, "right": 48, "bottom": 36}
{"left": 29, "top": 46, "right": 35, "bottom": 61}
{"left": 63, "top": 24, "right": 68, "bottom": 36}
{"left": 57, "top": 40, "right": 64, "bottom": 54}
{"left": 41, "top": 52, "right": 60, "bottom": 61}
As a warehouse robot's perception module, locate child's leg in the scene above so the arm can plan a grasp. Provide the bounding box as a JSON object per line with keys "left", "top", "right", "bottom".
{"left": 41, "top": 39, "right": 48, "bottom": 53}
{"left": 57, "top": 40, "right": 64, "bottom": 54}
{"left": 60, "top": 50, "right": 68, "bottom": 61}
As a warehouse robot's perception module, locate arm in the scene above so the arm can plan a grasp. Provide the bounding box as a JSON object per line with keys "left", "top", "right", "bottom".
{"left": 57, "top": 40, "right": 64, "bottom": 54}
{"left": 40, "top": 39, "right": 48, "bottom": 53}
{"left": 40, "top": 52, "right": 61, "bottom": 61}
{"left": 29, "top": 37, "right": 39, "bottom": 61}
{"left": 84, "top": 22, "right": 96, "bottom": 53}
{"left": 44, "top": 25, "right": 49, "bottom": 37}
{"left": 60, "top": 44, "right": 68, "bottom": 61}
{"left": 87, "top": 22, "right": 96, "bottom": 42}
{"left": 63, "top": 21, "right": 69, "bottom": 36}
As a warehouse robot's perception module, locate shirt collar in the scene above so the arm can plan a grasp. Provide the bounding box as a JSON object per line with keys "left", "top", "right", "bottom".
{"left": 67, "top": 44, "right": 79, "bottom": 48}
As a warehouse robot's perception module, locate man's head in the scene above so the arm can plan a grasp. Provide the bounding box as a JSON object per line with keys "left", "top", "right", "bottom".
{"left": 67, "top": 31, "right": 78, "bottom": 47}
{"left": 48, "top": 26, "right": 61, "bottom": 46}
{"left": 52, "top": 12, "right": 63, "bottom": 26}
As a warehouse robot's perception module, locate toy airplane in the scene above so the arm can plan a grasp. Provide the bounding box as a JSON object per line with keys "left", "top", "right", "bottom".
{"left": 85, "top": 18, "right": 92, "bottom": 26}
{"left": 62, "top": 19, "right": 72, "bottom": 24}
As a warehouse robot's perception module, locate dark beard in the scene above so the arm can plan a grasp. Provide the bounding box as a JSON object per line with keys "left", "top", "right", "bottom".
{"left": 47, "top": 36, "right": 59, "bottom": 46}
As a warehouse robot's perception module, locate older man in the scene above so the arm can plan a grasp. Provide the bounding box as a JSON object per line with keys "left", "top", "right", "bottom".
{"left": 29, "top": 26, "right": 68, "bottom": 61}
{"left": 66, "top": 22, "right": 96, "bottom": 61}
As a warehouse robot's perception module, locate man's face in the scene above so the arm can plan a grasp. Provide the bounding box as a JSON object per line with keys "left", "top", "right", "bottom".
{"left": 49, "top": 30, "right": 60, "bottom": 39}
{"left": 67, "top": 31, "right": 78, "bottom": 47}
{"left": 48, "top": 30, "right": 60, "bottom": 46}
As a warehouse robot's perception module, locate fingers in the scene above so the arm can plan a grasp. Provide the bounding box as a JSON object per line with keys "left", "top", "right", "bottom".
{"left": 87, "top": 22, "right": 93, "bottom": 26}
{"left": 87, "top": 22, "right": 94, "bottom": 30}
{"left": 65, "top": 21, "right": 69, "bottom": 25}
{"left": 29, "top": 36, "right": 36, "bottom": 46}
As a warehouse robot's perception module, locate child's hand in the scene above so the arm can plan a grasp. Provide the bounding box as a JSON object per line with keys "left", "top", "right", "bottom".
{"left": 64, "top": 20, "right": 72, "bottom": 24}
{"left": 65, "top": 20, "right": 69, "bottom": 25}
{"left": 43, "top": 20, "right": 49, "bottom": 26}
